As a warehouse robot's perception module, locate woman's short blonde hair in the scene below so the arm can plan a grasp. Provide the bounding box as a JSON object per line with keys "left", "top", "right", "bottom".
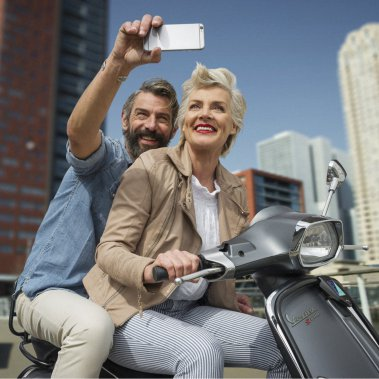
{"left": 176, "top": 63, "right": 246, "bottom": 156}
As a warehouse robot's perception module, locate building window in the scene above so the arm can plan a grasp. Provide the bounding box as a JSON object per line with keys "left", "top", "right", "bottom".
{"left": 0, "top": 245, "right": 13, "bottom": 254}
{"left": 20, "top": 187, "right": 46, "bottom": 196}
{"left": 2, "top": 157, "right": 18, "bottom": 167}
{"left": 0, "top": 214, "right": 15, "bottom": 222}
{"left": 17, "top": 231, "right": 37, "bottom": 240}
{"left": 19, "top": 216, "right": 42, "bottom": 225}
{"left": 0, "top": 229, "right": 14, "bottom": 238}
{"left": 19, "top": 201, "right": 45, "bottom": 211}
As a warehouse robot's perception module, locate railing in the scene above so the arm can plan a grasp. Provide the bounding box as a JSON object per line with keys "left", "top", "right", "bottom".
{"left": 236, "top": 267, "right": 379, "bottom": 331}
{"left": 326, "top": 268, "right": 379, "bottom": 329}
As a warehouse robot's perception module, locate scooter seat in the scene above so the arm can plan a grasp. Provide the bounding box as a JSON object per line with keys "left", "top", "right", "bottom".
{"left": 30, "top": 338, "right": 59, "bottom": 365}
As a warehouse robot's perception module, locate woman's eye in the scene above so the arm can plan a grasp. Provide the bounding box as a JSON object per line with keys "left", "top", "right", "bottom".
{"left": 189, "top": 103, "right": 200, "bottom": 110}
{"left": 212, "top": 106, "right": 224, "bottom": 112}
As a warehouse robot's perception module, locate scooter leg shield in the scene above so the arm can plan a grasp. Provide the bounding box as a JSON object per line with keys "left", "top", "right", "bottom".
{"left": 266, "top": 277, "right": 379, "bottom": 378}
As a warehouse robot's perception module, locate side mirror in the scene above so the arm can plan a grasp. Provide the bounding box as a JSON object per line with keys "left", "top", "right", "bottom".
{"left": 326, "top": 160, "right": 347, "bottom": 189}
{"left": 322, "top": 160, "right": 347, "bottom": 216}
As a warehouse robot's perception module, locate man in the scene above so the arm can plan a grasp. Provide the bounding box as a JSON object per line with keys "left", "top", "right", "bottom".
{"left": 14, "top": 15, "right": 178, "bottom": 378}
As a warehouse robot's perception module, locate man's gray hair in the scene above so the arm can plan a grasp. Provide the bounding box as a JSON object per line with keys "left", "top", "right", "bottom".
{"left": 122, "top": 78, "right": 179, "bottom": 132}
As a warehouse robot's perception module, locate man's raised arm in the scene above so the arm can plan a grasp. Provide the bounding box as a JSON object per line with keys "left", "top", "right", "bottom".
{"left": 67, "top": 14, "right": 163, "bottom": 159}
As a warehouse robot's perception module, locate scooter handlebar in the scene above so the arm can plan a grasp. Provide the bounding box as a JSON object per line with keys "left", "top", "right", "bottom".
{"left": 152, "top": 266, "right": 225, "bottom": 284}
{"left": 152, "top": 259, "right": 207, "bottom": 283}
{"left": 152, "top": 266, "right": 169, "bottom": 282}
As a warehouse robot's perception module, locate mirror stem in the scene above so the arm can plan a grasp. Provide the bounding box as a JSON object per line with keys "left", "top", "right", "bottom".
{"left": 344, "top": 245, "right": 369, "bottom": 251}
{"left": 322, "top": 178, "right": 339, "bottom": 216}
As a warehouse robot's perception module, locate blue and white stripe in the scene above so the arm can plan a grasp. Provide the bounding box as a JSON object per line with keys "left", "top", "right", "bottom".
{"left": 109, "top": 299, "right": 290, "bottom": 378}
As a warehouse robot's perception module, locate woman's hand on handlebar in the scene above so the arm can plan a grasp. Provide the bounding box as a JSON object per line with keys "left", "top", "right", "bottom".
{"left": 143, "top": 250, "right": 200, "bottom": 284}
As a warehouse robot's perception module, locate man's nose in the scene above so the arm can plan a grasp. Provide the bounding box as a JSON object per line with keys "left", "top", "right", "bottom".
{"left": 144, "top": 116, "right": 158, "bottom": 131}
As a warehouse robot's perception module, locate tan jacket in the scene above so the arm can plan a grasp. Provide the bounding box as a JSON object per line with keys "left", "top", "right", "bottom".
{"left": 83, "top": 143, "right": 250, "bottom": 326}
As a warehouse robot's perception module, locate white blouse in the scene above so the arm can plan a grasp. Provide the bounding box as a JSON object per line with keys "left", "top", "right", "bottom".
{"left": 170, "top": 175, "right": 220, "bottom": 301}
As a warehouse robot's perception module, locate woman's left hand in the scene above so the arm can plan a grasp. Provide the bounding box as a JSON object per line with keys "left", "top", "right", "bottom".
{"left": 236, "top": 293, "right": 254, "bottom": 314}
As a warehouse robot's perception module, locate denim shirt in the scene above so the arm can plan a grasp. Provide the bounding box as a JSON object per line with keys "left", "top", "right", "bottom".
{"left": 16, "top": 133, "right": 132, "bottom": 298}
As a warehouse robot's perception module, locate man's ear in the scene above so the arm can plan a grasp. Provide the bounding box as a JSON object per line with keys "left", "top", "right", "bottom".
{"left": 121, "top": 112, "right": 129, "bottom": 133}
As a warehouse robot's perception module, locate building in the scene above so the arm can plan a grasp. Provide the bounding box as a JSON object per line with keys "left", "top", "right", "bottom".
{"left": 257, "top": 132, "right": 317, "bottom": 213}
{"left": 338, "top": 24, "right": 379, "bottom": 264}
{"left": 235, "top": 168, "right": 305, "bottom": 222}
{"left": 257, "top": 131, "right": 353, "bottom": 216}
{"left": 257, "top": 131, "right": 356, "bottom": 259}
{"left": 0, "top": 0, "right": 108, "bottom": 277}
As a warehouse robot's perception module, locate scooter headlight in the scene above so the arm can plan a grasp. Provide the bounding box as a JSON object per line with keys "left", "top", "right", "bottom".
{"left": 293, "top": 219, "right": 343, "bottom": 268}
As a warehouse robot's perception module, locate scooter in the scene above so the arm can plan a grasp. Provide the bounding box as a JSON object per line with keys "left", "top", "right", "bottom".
{"left": 9, "top": 160, "right": 379, "bottom": 378}
{"left": 153, "top": 159, "right": 379, "bottom": 378}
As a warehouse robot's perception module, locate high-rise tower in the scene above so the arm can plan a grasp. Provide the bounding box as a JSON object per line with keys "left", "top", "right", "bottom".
{"left": 0, "top": 0, "right": 108, "bottom": 274}
{"left": 338, "top": 24, "right": 379, "bottom": 263}
{"left": 257, "top": 131, "right": 356, "bottom": 260}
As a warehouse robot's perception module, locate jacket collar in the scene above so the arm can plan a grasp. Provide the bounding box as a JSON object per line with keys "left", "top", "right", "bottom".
{"left": 167, "top": 142, "right": 192, "bottom": 177}
{"left": 167, "top": 142, "right": 243, "bottom": 195}
{"left": 168, "top": 142, "right": 249, "bottom": 241}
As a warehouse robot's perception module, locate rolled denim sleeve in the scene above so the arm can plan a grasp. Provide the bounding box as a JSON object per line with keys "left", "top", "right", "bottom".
{"left": 66, "top": 132, "right": 107, "bottom": 176}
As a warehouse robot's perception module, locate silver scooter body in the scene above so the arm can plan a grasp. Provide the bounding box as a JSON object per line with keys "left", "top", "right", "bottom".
{"left": 176, "top": 160, "right": 379, "bottom": 378}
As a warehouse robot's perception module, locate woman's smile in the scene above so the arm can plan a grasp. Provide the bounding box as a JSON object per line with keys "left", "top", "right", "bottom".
{"left": 194, "top": 123, "right": 217, "bottom": 134}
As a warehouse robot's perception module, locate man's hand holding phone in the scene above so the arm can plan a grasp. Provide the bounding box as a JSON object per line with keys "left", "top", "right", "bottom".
{"left": 108, "top": 15, "right": 205, "bottom": 80}
{"left": 110, "top": 14, "right": 163, "bottom": 75}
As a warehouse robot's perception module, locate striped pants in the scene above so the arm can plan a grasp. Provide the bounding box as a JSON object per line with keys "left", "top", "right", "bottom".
{"left": 109, "top": 299, "right": 290, "bottom": 378}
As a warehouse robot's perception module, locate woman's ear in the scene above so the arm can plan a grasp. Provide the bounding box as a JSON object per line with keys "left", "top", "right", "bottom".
{"left": 230, "top": 123, "right": 237, "bottom": 135}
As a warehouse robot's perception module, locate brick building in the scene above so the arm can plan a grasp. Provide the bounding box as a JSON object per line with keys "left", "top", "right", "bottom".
{"left": 235, "top": 168, "right": 305, "bottom": 222}
{"left": 0, "top": 0, "right": 108, "bottom": 277}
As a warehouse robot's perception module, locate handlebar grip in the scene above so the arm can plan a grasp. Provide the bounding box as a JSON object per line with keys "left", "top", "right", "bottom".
{"left": 152, "top": 266, "right": 169, "bottom": 282}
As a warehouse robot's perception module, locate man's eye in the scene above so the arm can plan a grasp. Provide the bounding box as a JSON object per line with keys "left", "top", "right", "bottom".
{"left": 158, "top": 116, "right": 170, "bottom": 123}
{"left": 136, "top": 112, "right": 148, "bottom": 119}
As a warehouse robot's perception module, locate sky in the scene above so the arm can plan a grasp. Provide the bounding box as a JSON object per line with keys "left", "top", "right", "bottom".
{"left": 105, "top": 0, "right": 379, "bottom": 172}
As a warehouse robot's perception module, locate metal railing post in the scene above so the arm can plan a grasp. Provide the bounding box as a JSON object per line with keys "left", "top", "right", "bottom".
{"left": 357, "top": 274, "right": 372, "bottom": 323}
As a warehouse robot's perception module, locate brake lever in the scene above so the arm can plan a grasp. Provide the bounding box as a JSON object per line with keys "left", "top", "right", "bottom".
{"left": 174, "top": 267, "right": 224, "bottom": 285}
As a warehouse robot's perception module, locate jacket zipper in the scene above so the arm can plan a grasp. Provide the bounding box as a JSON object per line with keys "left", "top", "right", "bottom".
{"left": 137, "top": 175, "right": 182, "bottom": 317}
{"left": 226, "top": 191, "right": 250, "bottom": 217}
{"left": 181, "top": 204, "right": 202, "bottom": 244}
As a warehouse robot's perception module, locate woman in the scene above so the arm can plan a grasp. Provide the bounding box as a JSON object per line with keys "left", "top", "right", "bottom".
{"left": 84, "top": 63, "right": 290, "bottom": 378}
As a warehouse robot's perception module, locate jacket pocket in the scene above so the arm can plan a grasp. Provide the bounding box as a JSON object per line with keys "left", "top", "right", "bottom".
{"left": 83, "top": 265, "right": 122, "bottom": 307}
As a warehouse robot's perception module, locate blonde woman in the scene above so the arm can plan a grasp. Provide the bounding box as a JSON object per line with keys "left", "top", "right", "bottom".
{"left": 84, "top": 63, "right": 290, "bottom": 378}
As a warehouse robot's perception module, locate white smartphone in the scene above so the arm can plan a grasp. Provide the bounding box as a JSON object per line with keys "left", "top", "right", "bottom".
{"left": 144, "top": 24, "right": 205, "bottom": 51}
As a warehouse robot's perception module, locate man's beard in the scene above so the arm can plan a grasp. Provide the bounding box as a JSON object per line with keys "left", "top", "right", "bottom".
{"left": 124, "top": 128, "right": 170, "bottom": 160}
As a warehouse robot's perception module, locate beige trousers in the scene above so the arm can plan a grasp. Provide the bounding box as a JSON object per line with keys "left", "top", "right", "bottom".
{"left": 16, "top": 290, "right": 114, "bottom": 378}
